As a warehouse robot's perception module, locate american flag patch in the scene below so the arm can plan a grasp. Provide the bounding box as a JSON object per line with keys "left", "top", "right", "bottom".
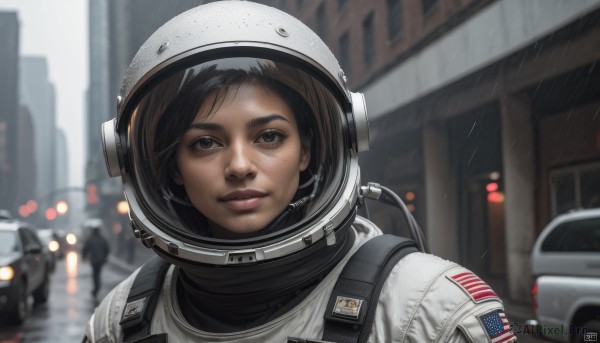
{"left": 447, "top": 271, "right": 499, "bottom": 303}
{"left": 478, "top": 310, "right": 517, "bottom": 343}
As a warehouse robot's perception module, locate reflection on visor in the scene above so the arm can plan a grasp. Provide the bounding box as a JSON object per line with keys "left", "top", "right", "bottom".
{"left": 126, "top": 57, "right": 347, "bottom": 245}
{"left": 176, "top": 58, "right": 278, "bottom": 92}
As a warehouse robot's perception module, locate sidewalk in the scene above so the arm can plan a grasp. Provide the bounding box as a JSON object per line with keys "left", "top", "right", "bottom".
{"left": 504, "top": 298, "right": 536, "bottom": 322}
{"left": 486, "top": 276, "right": 536, "bottom": 321}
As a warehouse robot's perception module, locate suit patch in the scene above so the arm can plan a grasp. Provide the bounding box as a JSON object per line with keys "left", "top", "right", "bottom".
{"left": 122, "top": 297, "right": 146, "bottom": 322}
{"left": 478, "top": 310, "right": 517, "bottom": 342}
{"left": 331, "top": 296, "right": 363, "bottom": 320}
{"left": 447, "top": 271, "right": 499, "bottom": 304}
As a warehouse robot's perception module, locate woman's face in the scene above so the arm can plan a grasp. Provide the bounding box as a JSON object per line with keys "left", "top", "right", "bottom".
{"left": 175, "top": 82, "right": 311, "bottom": 237}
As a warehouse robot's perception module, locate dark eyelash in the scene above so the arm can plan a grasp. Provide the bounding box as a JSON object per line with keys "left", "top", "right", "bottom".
{"left": 188, "top": 138, "right": 202, "bottom": 148}
{"left": 188, "top": 137, "right": 213, "bottom": 148}
{"left": 262, "top": 130, "right": 288, "bottom": 138}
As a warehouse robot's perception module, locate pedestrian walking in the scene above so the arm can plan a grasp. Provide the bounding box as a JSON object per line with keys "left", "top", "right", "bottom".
{"left": 81, "top": 219, "right": 110, "bottom": 299}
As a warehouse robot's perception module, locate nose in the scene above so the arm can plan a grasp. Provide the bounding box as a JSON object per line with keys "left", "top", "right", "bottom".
{"left": 225, "top": 140, "right": 257, "bottom": 180}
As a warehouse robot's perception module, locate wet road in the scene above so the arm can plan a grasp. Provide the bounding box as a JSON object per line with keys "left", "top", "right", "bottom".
{"left": 0, "top": 252, "right": 131, "bottom": 343}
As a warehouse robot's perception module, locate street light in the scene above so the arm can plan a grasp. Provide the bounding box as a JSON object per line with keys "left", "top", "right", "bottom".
{"left": 56, "top": 200, "right": 69, "bottom": 216}
{"left": 117, "top": 200, "right": 129, "bottom": 215}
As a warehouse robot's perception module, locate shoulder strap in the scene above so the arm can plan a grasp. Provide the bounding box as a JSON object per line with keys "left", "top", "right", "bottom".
{"left": 321, "top": 234, "right": 419, "bottom": 343}
{"left": 119, "top": 256, "right": 171, "bottom": 343}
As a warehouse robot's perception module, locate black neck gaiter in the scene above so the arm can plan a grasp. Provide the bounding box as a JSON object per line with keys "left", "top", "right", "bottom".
{"left": 175, "top": 228, "right": 355, "bottom": 333}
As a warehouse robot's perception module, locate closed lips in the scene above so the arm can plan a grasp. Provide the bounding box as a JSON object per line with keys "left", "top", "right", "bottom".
{"left": 220, "top": 190, "right": 267, "bottom": 201}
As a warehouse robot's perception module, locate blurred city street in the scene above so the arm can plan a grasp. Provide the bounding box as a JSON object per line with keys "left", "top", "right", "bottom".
{"left": 0, "top": 251, "right": 145, "bottom": 343}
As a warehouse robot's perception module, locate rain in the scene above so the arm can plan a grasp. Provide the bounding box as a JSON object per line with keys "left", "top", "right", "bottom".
{"left": 0, "top": 0, "right": 599, "bottom": 342}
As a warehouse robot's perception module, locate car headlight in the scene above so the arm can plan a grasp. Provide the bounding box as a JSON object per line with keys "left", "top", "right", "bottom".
{"left": 48, "top": 240, "right": 60, "bottom": 252}
{"left": 0, "top": 266, "right": 14, "bottom": 281}
{"left": 66, "top": 233, "right": 77, "bottom": 245}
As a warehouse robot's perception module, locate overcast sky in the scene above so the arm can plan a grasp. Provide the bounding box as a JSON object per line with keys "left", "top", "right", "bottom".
{"left": 0, "top": 0, "right": 88, "bottom": 187}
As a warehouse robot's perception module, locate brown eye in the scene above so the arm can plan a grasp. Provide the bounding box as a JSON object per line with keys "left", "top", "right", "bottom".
{"left": 262, "top": 131, "right": 277, "bottom": 142}
{"left": 257, "top": 130, "right": 287, "bottom": 144}
{"left": 190, "top": 137, "right": 219, "bottom": 151}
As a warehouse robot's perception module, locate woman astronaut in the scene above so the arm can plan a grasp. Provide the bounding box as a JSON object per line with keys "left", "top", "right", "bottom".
{"left": 86, "top": 1, "right": 516, "bottom": 342}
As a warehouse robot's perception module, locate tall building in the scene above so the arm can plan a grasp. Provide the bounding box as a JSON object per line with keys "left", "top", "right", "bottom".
{"left": 0, "top": 12, "right": 20, "bottom": 212}
{"left": 53, "top": 127, "right": 70, "bottom": 225}
{"left": 278, "top": 0, "right": 600, "bottom": 301}
{"left": 17, "top": 106, "right": 37, "bottom": 209}
{"left": 55, "top": 128, "right": 69, "bottom": 190}
{"left": 86, "top": 0, "right": 112, "bottom": 217}
{"left": 20, "top": 57, "right": 57, "bottom": 203}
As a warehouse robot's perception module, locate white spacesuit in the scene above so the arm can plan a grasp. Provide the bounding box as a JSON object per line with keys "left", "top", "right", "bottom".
{"left": 85, "top": 218, "right": 514, "bottom": 343}
{"left": 86, "top": 1, "right": 517, "bottom": 342}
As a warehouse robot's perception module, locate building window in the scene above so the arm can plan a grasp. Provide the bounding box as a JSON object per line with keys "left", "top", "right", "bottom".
{"left": 316, "top": 2, "right": 327, "bottom": 40}
{"left": 387, "top": 0, "right": 403, "bottom": 42}
{"left": 337, "top": 0, "right": 347, "bottom": 13}
{"left": 339, "top": 30, "right": 351, "bottom": 75}
{"left": 363, "top": 12, "right": 375, "bottom": 67}
{"left": 422, "top": 0, "right": 439, "bottom": 15}
{"left": 550, "top": 162, "right": 600, "bottom": 216}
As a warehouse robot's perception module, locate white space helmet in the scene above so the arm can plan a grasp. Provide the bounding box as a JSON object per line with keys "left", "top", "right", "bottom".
{"left": 101, "top": 1, "right": 369, "bottom": 266}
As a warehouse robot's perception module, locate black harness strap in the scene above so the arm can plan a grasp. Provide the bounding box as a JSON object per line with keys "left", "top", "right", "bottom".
{"left": 321, "top": 234, "right": 419, "bottom": 343}
{"left": 118, "top": 235, "right": 416, "bottom": 343}
{"left": 120, "top": 256, "right": 171, "bottom": 343}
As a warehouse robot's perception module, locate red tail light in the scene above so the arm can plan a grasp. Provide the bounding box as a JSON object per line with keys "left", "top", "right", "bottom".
{"left": 532, "top": 280, "right": 538, "bottom": 309}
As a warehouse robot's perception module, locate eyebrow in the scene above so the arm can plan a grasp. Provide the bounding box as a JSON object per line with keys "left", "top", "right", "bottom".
{"left": 248, "top": 114, "right": 290, "bottom": 127}
{"left": 188, "top": 114, "right": 290, "bottom": 131}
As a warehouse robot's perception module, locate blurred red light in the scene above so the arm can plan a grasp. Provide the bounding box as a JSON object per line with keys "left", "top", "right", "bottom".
{"left": 26, "top": 200, "right": 38, "bottom": 213}
{"left": 487, "top": 192, "right": 505, "bottom": 203}
{"left": 87, "top": 184, "right": 98, "bottom": 205}
{"left": 532, "top": 280, "right": 538, "bottom": 309}
{"left": 18, "top": 205, "right": 29, "bottom": 217}
{"left": 45, "top": 208, "right": 57, "bottom": 221}
{"left": 486, "top": 182, "right": 499, "bottom": 192}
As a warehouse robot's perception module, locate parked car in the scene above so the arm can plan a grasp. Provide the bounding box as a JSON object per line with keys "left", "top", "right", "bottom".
{"left": 530, "top": 208, "right": 600, "bottom": 343}
{"left": 0, "top": 219, "right": 51, "bottom": 325}
{"left": 35, "top": 228, "right": 62, "bottom": 272}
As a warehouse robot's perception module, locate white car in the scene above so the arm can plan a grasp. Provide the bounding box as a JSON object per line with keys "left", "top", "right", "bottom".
{"left": 530, "top": 208, "right": 600, "bottom": 343}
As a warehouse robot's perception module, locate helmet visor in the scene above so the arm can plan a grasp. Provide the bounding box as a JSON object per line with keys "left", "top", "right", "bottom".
{"left": 126, "top": 57, "right": 349, "bottom": 248}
